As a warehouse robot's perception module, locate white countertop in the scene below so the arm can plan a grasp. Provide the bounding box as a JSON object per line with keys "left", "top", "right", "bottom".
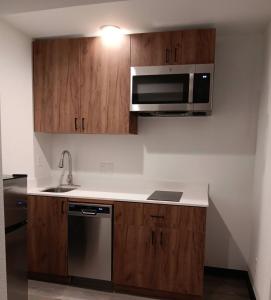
{"left": 28, "top": 182, "right": 209, "bottom": 207}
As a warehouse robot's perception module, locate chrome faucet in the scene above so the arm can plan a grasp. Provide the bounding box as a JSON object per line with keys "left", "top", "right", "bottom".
{"left": 58, "top": 150, "right": 74, "bottom": 186}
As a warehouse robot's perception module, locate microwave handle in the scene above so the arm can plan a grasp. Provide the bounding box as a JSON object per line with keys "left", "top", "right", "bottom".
{"left": 188, "top": 73, "right": 194, "bottom": 103}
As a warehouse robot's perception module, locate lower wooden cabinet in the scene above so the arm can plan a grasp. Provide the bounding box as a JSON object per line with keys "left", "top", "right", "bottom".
{"left": 114, "top": 224, "right": 158, "bottom": 288}
{"left": 113, "top": 202, "right": 207, "bottom": 297}
{"left": 27, "top": 196, "right": 68, "bottom": 277}
{"left": 28, "top": 196, "right": 207, "bottom": 298}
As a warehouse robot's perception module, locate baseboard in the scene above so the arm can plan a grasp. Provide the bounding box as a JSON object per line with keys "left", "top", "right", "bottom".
{"left": 70, "top": 276, "right": 113, "bottom": 292}
{"left": 204, "top": 266, "right": 256, "bottom": 300}
{"left": 28, "top": 272, "right": 71, "bottom": 285}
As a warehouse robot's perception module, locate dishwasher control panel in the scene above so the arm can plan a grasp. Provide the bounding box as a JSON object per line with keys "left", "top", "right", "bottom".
{"left": 69, "top": 203, "right": 112, "bottom": 217}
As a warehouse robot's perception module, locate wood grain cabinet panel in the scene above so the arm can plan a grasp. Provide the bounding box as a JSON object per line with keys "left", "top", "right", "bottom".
{"left": 113, "top": 202, "right": 207, "bottom": 297}
{"left": 131, "top": 29, "right": 215, "bottom": 66}
{"left": 131, "top": 32, "right": 172, "bottom": 66}
{"left": 156, "top": 228, "right": 205, "bottom": 295}
{"left": 181, "top": 29, "right": 216, "bottom": 64}
{"left": 33, "top": 39, "right": 80, "bottom": 133}
{"left": 33, "top": 37, "right": 137, "bottom": 134}
{"left": 27, "top": 196, "right": 68, "bottom": 276}
{"left": 80, "top": 36, "right": 137, "bottom": 134}
{"left": 171, "top": 30, "right": 183, "bottom": 64}
{"left": 143, "top": 204, "right": 206, "bottom": 232}
{"left": 113, "top": 224, "right": 159, "bottom": 289}
{"left": 114, "top": 202, "right": 144, "bottom": 226}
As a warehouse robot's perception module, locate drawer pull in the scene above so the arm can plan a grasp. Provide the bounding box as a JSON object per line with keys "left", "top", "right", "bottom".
{"left": 165, "top": 48, "right": 170, "bottom": 64}
{"left": 174, "top": 47, "right": 178, "bottom": 63}
{"left": 151, "top": 231, "right": 155, "bottom": 245}
{"left": 61, "top": 201, "right": 65, "bottom": 214}
{"left": 150, "top": 215, "right": 165, "bottom": 219}
{"left": 160, "top": 231, "right": 163, "bottom": 246}
{"left": 74, "top": 118, "right": 78, "bottom": 131}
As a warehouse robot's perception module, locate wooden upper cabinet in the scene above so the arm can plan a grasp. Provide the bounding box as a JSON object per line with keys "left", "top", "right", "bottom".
{"left": 33, "top": 36, "right": 136, "bottom": 134}
{"left": 181, "top": 29, "right": 216, "bottom": 64}
{"left": 131, "top": 32, "right": 172, "bottom": 66}
{"left": 131, "top": 29, "right": 216, "bottom": 66}
{"left": 33, "top": 39, "right": 80, "bottom": 133}
{"left": 33, "top": 28, "right": 215, "bottom": 134}
{"left": 80, "top": 36, "right": 137, "bottom": 134}
{"left": 28, "top": 196, "right": 68, "bottom": 276}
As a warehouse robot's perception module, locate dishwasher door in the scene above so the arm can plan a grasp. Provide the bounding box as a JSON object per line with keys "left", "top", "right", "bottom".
{"left": 68, "top": 203, "right": 112, "bottom": 282}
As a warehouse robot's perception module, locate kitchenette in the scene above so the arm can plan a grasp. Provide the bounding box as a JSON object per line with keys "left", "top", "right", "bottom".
{"left": 25, "top": 27, "right": 214, "bottom": 298}
{"left": 1, "top": 1, "right": 270, "bottom": 300}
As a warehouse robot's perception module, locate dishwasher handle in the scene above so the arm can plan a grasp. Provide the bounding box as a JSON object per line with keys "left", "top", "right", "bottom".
{"left": 81, "top": 209, "right": 97, "bottom": 216}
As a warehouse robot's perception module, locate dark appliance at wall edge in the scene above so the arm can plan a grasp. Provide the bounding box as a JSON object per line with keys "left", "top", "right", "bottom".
{"left": 3, "top": 174, "right": 28, "bottom": 300}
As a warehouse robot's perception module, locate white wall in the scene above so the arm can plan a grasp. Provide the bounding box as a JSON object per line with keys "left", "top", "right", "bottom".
{"left": 40, "top": 33, "right": 263, "bottom": 270}
{"left": 0, "top": 20, "right": 35, "bottom": 181}
{"left": 0, "top": 19, "right": 51, "bottom": 187}
{"left": 0, "top": 19, "right": 36, "bottom": 300}
{"left": 249, "top": 23, "right": 271, "bottom": 300}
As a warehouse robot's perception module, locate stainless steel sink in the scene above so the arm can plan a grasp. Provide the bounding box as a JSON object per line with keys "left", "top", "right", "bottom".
{"left": 41, "top": 187, "right": 76, "bottom": 193}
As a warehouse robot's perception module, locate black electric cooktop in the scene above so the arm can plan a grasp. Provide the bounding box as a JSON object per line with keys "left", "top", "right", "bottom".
{"left": 147, "top": 190, "right": 183, "bottom": 202}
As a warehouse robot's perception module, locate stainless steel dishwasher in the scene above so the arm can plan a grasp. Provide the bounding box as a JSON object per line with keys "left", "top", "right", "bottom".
{"left": 68, "top": 203, "right": 112, "bottom": 283}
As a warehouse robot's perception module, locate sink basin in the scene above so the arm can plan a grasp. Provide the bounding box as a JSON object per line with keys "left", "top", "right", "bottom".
{"left": 41, "top": 187, "right": 76, "bottom": 193}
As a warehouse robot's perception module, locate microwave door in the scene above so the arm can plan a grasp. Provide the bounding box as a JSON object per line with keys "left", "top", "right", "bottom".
{"left": 131, "top": 72, "right": 192, "bottom": 112}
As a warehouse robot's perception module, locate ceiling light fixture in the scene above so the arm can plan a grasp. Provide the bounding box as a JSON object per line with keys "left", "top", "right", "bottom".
{"left": 100, "top": 25, "right": 123, "bottom": 46}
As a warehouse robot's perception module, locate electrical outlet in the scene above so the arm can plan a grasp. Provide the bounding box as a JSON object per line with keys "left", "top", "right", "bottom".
{"left": 100, "top": 162, "right": 114, "bottom": 173}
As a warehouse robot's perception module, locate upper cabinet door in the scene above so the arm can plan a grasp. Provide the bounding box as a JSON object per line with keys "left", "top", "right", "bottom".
{"left": 171, "top": 31, "right": 183, "bottom": 64}
{"left": 33, "top": 39, "right": 80, "bottom": 133}
{"left": 80, "top": 36, "right": 135, "bottom": 134}
{"left": 181, "top": 29, "right": 216, "bottom": 64}
{"left": 131, "top": 32, "right": 172, "bottom": 66}
{"left": 131, "top": 29, "right": 216, "bottom": 66}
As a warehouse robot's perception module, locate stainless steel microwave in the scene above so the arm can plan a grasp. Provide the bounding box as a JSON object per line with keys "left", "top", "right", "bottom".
{"left": 130, "top": 64, "right": 214, "bottom": 116}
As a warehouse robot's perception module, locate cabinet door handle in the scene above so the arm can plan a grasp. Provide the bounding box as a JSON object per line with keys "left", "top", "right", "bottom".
{"left": 61, "top": 201, "right": 65, "bottom": 214}
{"left": 165, "top": 48, "right": 170, "bottom": 64}
{"left": 74, "top": 118, "right": 78, "bottom": 131}
{"left": 151, "top": 215, "right": 165, "bottom": 219}
{"left": 160, "top": 231, "right": 163, "bottom": 246}
{"left": 82, "top": 118, "right": 85, "bottom": 131}
{"left": 174, "top": 47, "right": 178, "bottom": 63}
{"left": 151, "top": 231, "right": 155, "bottom": 245}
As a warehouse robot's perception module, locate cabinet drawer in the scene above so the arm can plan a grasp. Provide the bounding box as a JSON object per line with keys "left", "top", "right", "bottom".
{"left": 115, "top": 202, "right": 206, "bottom": 232}
{"left": 143, "top": 204, "right": 206, "bottom": 232}
{"left": 114, "top": 202, "right": 144, "bottom": 226}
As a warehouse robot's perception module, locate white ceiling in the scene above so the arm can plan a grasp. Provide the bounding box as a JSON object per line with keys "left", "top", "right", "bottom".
{"left": 1, "top": 0, "right": 271, "bottom": 38}
{"left": 0, "top": 0, "right": 125, "bottom": 14}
